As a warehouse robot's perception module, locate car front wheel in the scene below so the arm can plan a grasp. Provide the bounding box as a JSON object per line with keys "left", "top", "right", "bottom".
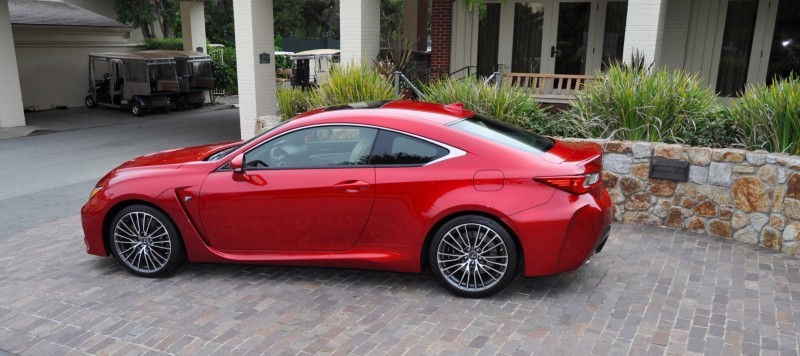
{"left": 429, "top": 215, "right": 518, "bottom": 298}
{"left": 109, "top": 205, "right": 185, "bottom": 277}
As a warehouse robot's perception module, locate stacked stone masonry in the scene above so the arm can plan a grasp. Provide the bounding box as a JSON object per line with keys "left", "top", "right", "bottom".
{"left": 567, "top": 139, "right": 800, "bottom": 256}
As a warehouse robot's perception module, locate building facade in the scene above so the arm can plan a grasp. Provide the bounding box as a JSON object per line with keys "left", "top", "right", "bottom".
{"left": 437, "top": 0, "right": 799, "bottom": 97}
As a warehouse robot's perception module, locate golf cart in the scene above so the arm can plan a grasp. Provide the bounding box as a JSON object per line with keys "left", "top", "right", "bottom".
{"left": 85, "top": 52, "right": 178, "bottom": 116}
{"left": 134, "top": 50, "right": 212, "bottom": 110}
{"left": 290, "top": 49, "right": 340, "bottom": 88}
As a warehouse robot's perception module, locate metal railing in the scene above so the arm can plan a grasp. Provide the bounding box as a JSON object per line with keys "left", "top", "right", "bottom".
{"left": 394, "top": 71, "right": 425, "bottom": 100}
{"left": 209, "top": 48, "right": 225, "bottom": 96}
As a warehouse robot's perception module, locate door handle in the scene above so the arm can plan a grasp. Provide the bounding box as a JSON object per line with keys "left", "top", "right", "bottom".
{"left": 333, "top": 180, "right": 370, "bottom": 192}
{"left": 551, "top": 46, "right": 561, "bottom": 58}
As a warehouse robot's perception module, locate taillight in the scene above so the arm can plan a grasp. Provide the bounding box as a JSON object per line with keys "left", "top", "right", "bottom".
{"left": 535, "top": 157, "right": 603, "bottom": 195}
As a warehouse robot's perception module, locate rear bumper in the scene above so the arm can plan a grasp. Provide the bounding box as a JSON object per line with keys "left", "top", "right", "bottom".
{"left": 509, "top": 186, "right": 612, "bottom": 277}
{"left": 175, "top": 91, "right": 205, "bottom": 105}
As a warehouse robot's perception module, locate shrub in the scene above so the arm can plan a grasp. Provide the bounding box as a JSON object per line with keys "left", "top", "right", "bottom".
{"left": 421, "top": 77, "right": 558, "bottom": 134}
{"left": 569, "top": 66, "right": 718, "bottom": 143}
{"left": 142, "top": 37, "right": 184, "bottom": 50}
{"left": 728, "top": 74, "right": 800, "bottom": 154}
{"left": 277, "top": 86, "right": 309, "bottom": 120}
{"left": 683, "top": 107, "right": 741, "bottom": 148}
{"left": 210, "top": 60, "right": 235, "bottom": 101}
{"left": 307, "top": 64, "right": 400, "bottom": 109}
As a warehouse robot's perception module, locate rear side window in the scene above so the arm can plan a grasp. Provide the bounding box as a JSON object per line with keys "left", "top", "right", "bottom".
{"left": 452, "top": 114, "right": 554, "bottom": 154}
{"left": 370, "top": 130, "right": 449, "bottom": 165}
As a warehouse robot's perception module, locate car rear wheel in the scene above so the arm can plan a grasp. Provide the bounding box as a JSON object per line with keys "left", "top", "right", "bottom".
{"left": 109, "top": 205, "right": 185, "bottom": 277}
{"left": 131, "top": 99, "right": 144, "bottom": 117}
{"left": 429, "top": 215, "right": 518, "bottom": 298}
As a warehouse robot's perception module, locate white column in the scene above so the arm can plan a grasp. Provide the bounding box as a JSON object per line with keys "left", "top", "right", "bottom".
{"left": 449, "top": 0, "right": 479, "bottom": 78}
{"left": 340, "top": 0, "right": 380, "bottom": 65}
{"left": 181, "top": 1, "right": 207, "bottom": 53}
{"left": 233, "top": 0, "right": 277, "bottom": 139}
{"left": 622, "top": 0, "right": 669, "bottom": 66}
{"left": 0, "top": 0, "right": 24, "bottom": 128}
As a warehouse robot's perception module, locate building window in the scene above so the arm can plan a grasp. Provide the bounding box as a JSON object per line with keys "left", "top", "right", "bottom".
{"left": 766, "top": 0, "right": 800, "bottom": 86}
{"left": 716, "top": 0, "right": 759, "bottom": 97}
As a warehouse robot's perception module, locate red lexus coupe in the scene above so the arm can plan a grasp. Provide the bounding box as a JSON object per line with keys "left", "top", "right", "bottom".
{"left": 81, "top": 100, "right": 611, "bottom": 298}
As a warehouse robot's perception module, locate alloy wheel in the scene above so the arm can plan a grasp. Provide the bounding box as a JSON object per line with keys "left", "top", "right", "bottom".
{"left": 113, "top": 211, "right": 172, "bottom": 273}
{"left": 436, "top": 223, "right": 509, "bottom": 293}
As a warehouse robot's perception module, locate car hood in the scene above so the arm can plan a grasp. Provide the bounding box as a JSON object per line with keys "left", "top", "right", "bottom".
{"left": 117, "top": 141, "right": 241, "bottom": 170}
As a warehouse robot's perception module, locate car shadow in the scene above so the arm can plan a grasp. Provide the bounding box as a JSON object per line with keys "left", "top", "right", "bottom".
{"left": 93, "top": 256, "right": 607, "bottom": 301}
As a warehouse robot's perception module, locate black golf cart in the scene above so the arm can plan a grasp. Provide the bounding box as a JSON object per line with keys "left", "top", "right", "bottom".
{"left": 85, "top": 52, "right": 178, "bottom": 116}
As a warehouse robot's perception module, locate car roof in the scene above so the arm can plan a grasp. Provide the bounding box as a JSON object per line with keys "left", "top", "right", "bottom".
{"left": 133, "top": 50, "right": 211, "bottom": 60}
{"left": 295, "top": 100, "right": 474, "bottom": 125}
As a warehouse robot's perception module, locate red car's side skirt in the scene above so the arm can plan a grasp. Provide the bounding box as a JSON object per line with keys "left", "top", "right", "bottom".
{"left": 193, "top": 244, "right": 423, "bottom": 274}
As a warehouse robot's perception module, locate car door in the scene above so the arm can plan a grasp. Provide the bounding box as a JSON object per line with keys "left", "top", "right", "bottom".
{"left": 198, "top": 125, "right": 378, "bottom": 251}
{"left": 360, "top": 129, "right": 467, "bottom": 246}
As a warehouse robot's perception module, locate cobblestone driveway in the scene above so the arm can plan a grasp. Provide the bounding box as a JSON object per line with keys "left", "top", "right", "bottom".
{"left": 1, "top": 216, "right": 799, "bottom": 355}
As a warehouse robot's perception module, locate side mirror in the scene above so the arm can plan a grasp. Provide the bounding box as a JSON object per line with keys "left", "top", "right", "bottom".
{"left": 230, "top": 153, "right": 245, "bottom": 174}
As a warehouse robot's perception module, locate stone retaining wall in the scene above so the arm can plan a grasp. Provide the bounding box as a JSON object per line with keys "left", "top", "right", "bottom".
{"left": 567, "top": 139, "right": 800, "bottom": 256}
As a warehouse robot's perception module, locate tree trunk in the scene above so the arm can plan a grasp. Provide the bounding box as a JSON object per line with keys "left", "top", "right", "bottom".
{"left": 157, "top": 0, "right": 173, "bottom": 38}
{"left": 140, "top": 20, "right": 153, "bottom": 39}
{"left": 320, "top": 0, "right": 338, "bottom": 38}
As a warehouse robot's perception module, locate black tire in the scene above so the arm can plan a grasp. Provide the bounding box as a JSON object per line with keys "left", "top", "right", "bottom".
{"left": 108, "top": 205, "right": 186, "bottom": 277}
{"left": 85, "top": 95, "right": 97, "bottom": 108}
{"left": 169, "top": 100, "right": 178, "bottom": 111}
{"left": 131, "top": 98, "right": 144, "bottom": 117}
{"left": 429, "top": 215, "right": 518, "bottom": 298}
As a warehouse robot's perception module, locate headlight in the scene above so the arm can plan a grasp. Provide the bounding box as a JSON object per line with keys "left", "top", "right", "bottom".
{"left": 89, "top": 186, "right": 103, "bottom": 199}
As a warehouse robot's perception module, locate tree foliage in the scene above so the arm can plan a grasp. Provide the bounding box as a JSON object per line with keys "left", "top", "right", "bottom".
{"left": 114, "top": 0, "right": 177, "bottom": 39}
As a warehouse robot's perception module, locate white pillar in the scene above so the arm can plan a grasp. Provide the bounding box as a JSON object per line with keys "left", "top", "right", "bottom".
{"left": 622, "top": 0, "right": 668, "bottom": 67}
{"left": 340, "top": 0, "right": 380, "bottom": 65}
{"left": 181, "top": 1, "right": 207, "bottom": 53}
{"left": 0, "top": 0, "right": 24, "bottom": 128}
{"left": 233, "top": 0, "right": 277, "bottom": 139}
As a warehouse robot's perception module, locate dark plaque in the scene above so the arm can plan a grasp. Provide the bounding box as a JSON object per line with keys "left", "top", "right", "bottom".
{"left": 649, "top": 157, "right": 690, "bottom": 182}
{"left": 259, "top": 53, "right": 270, "bottom": 64}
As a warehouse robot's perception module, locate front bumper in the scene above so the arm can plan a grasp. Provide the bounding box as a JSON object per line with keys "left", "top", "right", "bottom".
{"left": 81, "top": 194, "right": 109, "bottom": 256}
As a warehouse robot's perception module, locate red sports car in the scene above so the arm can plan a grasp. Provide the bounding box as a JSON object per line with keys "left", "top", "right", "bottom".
{"left": 81, "top": 100, "right": 611, "bottom": 298}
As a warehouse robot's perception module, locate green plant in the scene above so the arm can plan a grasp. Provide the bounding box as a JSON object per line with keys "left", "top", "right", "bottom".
{"left": 142, "top": 37, "right": 184, "bottom": 50}
{"left": 611, "top": 49, "right": 654, "bottom": 74}
{"left": 307, "top": 64, "right": 400, "bottom": 109}
{"left": 728, "top": 74, "right": 800, "bottom": 154}
{"left": 374, "top": 37, "right": 416, "bottom": 78}
{"left": 210, "top": 60, "right": 235, "bottom": 102}
{"left": 568, "top": 66, "right": 718, "bottom": 143}
{"left": 277, "top": 86, "right": 309, "bottom": 120}
{"left": 683, "top": 107, "right": 741, "bottom": 148}
{"left": 421, "top": 77, "right": 557, "bottom": 134}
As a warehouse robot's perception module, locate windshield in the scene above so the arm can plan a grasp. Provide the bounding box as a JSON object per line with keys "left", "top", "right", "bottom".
{"left": 205, "top": 120, "right": 292, "bottom": 161}
{"left": 451, "top": 114, "right": 554, "bottom": 154}
{"left": 191, "top": 61, "right": 212, "bottom": 78}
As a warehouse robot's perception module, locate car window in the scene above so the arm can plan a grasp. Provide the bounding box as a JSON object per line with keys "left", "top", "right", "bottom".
{"left": 244, "top": 125, "right": 378, "bottom": 168}
{"left": 452, "top": 114, "right": 554, "bottom": 154}
{"left": 370, "top": 130, "right": 449, "bottom": 165}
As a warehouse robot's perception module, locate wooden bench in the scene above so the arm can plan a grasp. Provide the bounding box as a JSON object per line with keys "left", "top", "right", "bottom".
{"left": 502, "top": 73, "right": 595, "bottom": 104}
